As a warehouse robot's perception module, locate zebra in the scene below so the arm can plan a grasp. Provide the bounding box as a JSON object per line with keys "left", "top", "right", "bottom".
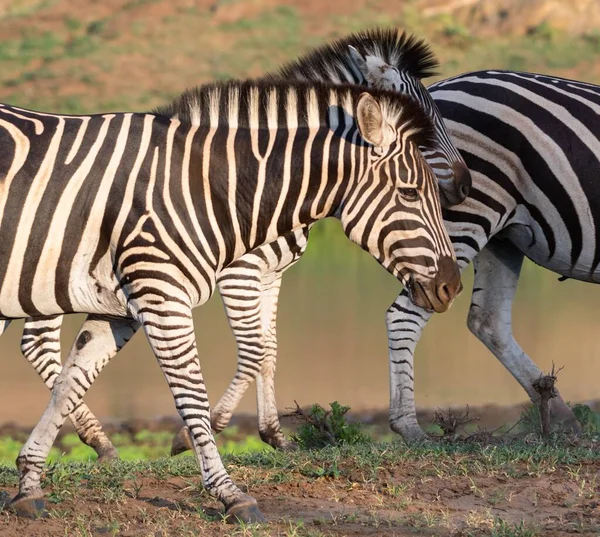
{"left": 3, "top": 78, "right": 460, "bottom": 521}
{"left": 1, "top": 29, "right": 471, "bottom": 457}
{"left": 172, "top": 69, "right": 599, "bottom": 449}
{"left": 383, "top": 69, "right": 598, "bottom": 440}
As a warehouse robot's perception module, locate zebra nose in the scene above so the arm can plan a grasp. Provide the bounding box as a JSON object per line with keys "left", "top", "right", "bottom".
{"left": 437, "top": 282, "right": 452, "bottom": 304}
{"left": 434, "top": 255, "right": 462, "bottom": 310}
{"left": 452, "top": 161, "right": 471, "bottom": 202}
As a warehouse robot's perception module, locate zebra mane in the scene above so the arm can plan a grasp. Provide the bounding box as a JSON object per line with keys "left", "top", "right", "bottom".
{"left": 153, "top": 79, "right": 436, "bottom": 149}
{"left": 272, "top": 28, "right": 439, "bottom": 83}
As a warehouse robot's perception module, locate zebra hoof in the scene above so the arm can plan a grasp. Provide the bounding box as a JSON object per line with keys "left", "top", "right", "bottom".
{"left": 278, "top": 440, "right": 298, "bottom": 452}
{"left": 9, "top": 494, "right": 48, "bottom": 519}
{"left": 391, "top": 424, "right": 428, "bottom": 445}
{"left": 269, "top": 437, "right": 297, "bottom": 452}
{"left": 97, "top": 446, "right": 120, "bottom": 463}
{"left": 225, "top": 497, "right": 266, "bottom": 524}
{"left": 171, "top": 426, "right": 193, "bottom": 456}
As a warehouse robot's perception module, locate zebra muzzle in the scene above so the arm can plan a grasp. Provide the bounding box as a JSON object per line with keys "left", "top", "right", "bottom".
{"left": 407, "top": 256, "right": 461, "bottom": 313}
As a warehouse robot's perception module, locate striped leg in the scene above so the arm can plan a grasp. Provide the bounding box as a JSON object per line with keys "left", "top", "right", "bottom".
{"left": 254, "top": 274, "right": 291, "bottom": 449}
{"left": 211, "top": 269, "right": 291, "bottom": 449}
{"left": 172, "top": 233, "right": 308, "bottom": 456}
{"left": 210, "top": 266, "right": 268, "bottom": 434}
{"left": 137, "top": 298, "right": 264, "bottom": 522}
{"left": 386, "top": 290, "right": 433, "bottom": 441}
{"left": 20, "top": 316, "right": 118, "bottom": 461}
{"left": 171, "top": 267, "right": 290, "bottom": 454}
{"left": 11, "top": 316, "right": 138, "bottom": 516}
{"left": 466, "top": 240, "right": 580, "bottom": 433}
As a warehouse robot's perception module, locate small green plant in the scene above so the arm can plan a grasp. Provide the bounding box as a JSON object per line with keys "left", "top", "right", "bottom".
{"left": 289, "top": 401, "right": 371, "bottom": 449}
{"left": 572, "top": 404, "right": 600, "bottom": 435}
{"left": 491, "top": 517, "right": 538, "bottom": 537}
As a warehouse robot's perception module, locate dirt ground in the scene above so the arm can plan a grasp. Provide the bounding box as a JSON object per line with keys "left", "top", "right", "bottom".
{"left": 0, "top": 467, "right": 597, "bottom": 536}
{"left": 0, "top": 441, "right": 597, "bottom": 537}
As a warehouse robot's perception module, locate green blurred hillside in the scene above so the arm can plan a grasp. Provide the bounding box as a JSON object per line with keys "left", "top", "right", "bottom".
{"left": 1, "top": 0, "right": 600, "bottom": 115}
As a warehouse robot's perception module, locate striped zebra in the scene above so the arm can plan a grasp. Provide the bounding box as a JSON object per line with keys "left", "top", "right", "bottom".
{"left": 384, "top": 69, "right": 597, "bottom": 440}
{"left": 3, "top": 78, "right": 460, "bottom": 521}
{"left": 2, "top": 29, "right": 471, "bottom": 457}
{"left": 174, "top": 69, "right": 599, "bottom": 448}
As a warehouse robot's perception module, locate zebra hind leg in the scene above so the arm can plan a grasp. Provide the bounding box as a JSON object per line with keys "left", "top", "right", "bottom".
{"left": 467, "top": 239, "right": 581, "bottom": 434}
{"left": 10, "top": 316, "right": 138, "bottom": 519}
{"left": 254, "top": 273, "right": 294, "bottom": 450}
{"left": 20, "top": 316, "right": 119, "bottom": 461}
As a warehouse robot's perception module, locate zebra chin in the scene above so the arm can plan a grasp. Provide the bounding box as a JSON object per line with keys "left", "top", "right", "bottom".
{"left": 406, "top": 256, "right": 462, "bottom": 313}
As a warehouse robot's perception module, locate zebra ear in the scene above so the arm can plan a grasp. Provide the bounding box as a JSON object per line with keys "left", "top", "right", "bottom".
{"left": 348, "top": 45, "right": 368, "bottom": 77}
{"left": 348, "top": 45, "right": 400, "bottom": 91}
{"left": 356, "top": 93, "right": 394, "bottom": 150}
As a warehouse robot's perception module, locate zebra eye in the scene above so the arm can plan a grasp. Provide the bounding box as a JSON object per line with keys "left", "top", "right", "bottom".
{"left": 400, "top": 187, "right": 420, "bottom": 202}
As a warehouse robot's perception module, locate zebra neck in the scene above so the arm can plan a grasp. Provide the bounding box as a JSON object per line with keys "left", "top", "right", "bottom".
{"left": 187, "top": 123, "right": 364, "bottom": 269}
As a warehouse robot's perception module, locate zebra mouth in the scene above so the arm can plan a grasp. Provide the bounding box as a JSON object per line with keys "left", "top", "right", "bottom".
{"left": 407, "top": 279, "right": 452, "bottom": 314}
{"left": 406, "top": 279, "right": 435, "bottom": 313}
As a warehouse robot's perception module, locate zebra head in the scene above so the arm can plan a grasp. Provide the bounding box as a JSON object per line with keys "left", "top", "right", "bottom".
{"left": 273, "top": 28, "right": 472, "bottom": 208}
{"left": 341, "top": 90, "right": 461, "bottom": 313}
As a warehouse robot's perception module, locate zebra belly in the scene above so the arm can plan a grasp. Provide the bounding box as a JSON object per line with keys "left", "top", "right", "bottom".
{"left": 0, "top": 244, "right": 129, "bottom": 319}
{"left": 501, "top": 221, "right": 600, "bottom": 284}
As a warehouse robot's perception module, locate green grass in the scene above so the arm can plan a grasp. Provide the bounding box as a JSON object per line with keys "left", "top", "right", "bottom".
{"left": 0, "top": 435, "right": 594, "bottom": 491}
{"left": 0, "top": 435, "right": 600, "bottom": 504}
{"left": 0, "top": 427, "right": 268, "bottom": 464}
{"left": 0, "top": 435, "right": 596, "bottom": 535}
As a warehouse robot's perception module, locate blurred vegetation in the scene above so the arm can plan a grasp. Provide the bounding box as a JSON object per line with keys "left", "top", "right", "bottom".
{"left": 0, "top": 427, "right": 268, "bottom": 464}
{"left": 0, "top": 0, "right": 599, "bottom": 114}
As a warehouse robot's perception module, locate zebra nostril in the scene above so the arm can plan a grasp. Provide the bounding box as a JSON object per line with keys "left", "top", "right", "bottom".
{"left": 460, "top": 182, "right": 470, "bottom": 199}
{"left": 437, "top": 282, "right": 452, "bottom": 304}
{"left": 452, "top": 162, "right": 472, "bottom": 202}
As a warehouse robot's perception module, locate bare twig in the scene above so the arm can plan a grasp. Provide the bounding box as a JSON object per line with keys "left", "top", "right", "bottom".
{"left": 433, "top": 405, "right": 479, "bottom": 437}
{"left": 532, "top": 363, "right": 563, "bottom": 439}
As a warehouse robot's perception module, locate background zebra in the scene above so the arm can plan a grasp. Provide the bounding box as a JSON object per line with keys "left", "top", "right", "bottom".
{"left": 171, "top": 70, "right": 600, "bottom": 449}
{"left": 385, "top": 69, "right": 598, "bottom": 440}
{"left": 1, "top": 78, "right": 460, "bottom": 521}
{"left": 1, "top": 29, "right": 471, "bottom": 456}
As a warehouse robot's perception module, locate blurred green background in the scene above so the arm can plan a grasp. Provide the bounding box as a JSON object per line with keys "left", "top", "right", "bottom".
{"left": 0, "top": 0, "right": 599, "bottom": 430}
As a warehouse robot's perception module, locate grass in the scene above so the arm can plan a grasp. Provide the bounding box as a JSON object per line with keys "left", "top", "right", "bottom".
{"left": 0, "top": 427, "right": 268, "bottom": 464}
{"left": 0, "top": 436, "right": 597, "bottom": 535}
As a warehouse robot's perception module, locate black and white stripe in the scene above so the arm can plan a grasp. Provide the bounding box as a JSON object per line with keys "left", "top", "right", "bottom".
{"left": 2, "top": 78, "right": 459, "bottom": 519}
{"left": 386, "top": 69, "right": 600, "bottom": 439}
{"left": 6, "top": 29, "right": 470, "bottom": 455}
{"left": 175, "top": 68, "right": 600, "bottom": 449}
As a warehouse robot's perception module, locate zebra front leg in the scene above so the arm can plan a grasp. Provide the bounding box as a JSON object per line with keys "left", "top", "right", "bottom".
{"left": 10, "top": 316, "right": 138, "bottom": 518}
{"left": 139, "top": 303, "right": 264, "bottom": 523}
{"left": 211, "top": 266, "right": 266, "bottom": 433}
{"left": 21, "top": 316, "right": 119, "bottom": 461}
{"left": 467, "top": 239, "right": 580, "bottom": 434}
{"left": 386, "top": 291, "right": 433, "bottom": 441}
